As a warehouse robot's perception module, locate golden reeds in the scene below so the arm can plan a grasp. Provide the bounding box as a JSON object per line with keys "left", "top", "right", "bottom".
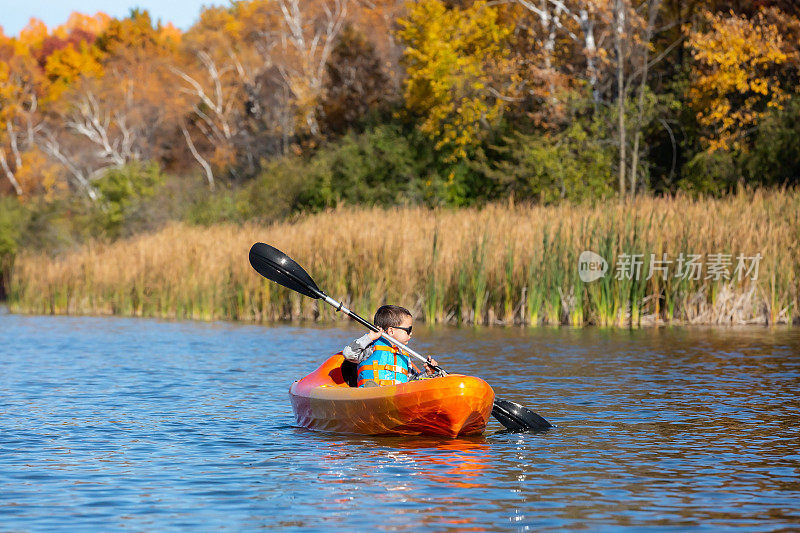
{"left": 8, "top": 189, "right": 800, "bottom": 326}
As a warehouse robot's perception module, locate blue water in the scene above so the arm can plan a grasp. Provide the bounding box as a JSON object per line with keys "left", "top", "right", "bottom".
{"left": 1, "top": 310, "right": 799, "bottom": 530}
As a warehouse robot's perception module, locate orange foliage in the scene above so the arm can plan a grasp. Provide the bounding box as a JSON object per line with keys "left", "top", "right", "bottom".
{"left": 0, "top": 9, "right": 190, "bottom": 198}
{"left": 60, "top": 12, "right": 111, "bottom": 37}
{"left": 17, "top": 18, "right": 49, "bottom": 50}
{"left": 687, "top": 10, "right": 792, "bottom": 153}
{"left": 15, "top": 147, "right": 64, "bottom": 198}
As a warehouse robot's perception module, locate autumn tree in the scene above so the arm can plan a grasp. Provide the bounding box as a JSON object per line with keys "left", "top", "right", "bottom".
{"left": 511, "top": 0, "right": 671, "bottom": 196}
{"left": 173, "top": 2, "right": 275, "bottom": 187}
{"left": 38, "top": 10, "right": 181, "bottom": 200}
{"left": 273, "top": 0, "right": 351, "bottom": 138}
{"left": 0, "top": 38, "right": 28, "bottom": 196}
{"left": 0, "top": 25, "right": 64, "bottom": 197}
{"left": 514, "top": 0, "right": 605, "bottom": 109}
{"left": 320, "top": 25, "right": 393, "bottom": 135}
{"left": 397, "top": 0, "right": 517, "bottom": 161}
{"left": 686, "top": 9, "right": 792, "bottom": 154}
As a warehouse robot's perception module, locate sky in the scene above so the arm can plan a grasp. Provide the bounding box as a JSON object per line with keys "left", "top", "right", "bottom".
{"left": 0, "top": 0, "right": 223, "bottom": 36}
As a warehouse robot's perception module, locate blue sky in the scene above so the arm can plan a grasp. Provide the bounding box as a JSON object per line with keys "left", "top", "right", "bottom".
{"left": 0, "top": 0, "right": 223, "bottom": 36}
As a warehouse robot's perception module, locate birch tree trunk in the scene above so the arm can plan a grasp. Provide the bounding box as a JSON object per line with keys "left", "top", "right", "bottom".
{"left": 629, "top": 0, "right": 662, "bottom": 195}
{"left": 518, "top": 0, "right": 601, "bottom": 103}
{"left": 0, "top": 150, "right": 23, "bottom": 196}
{"left": 276, "top": 0, "right": 349, "bottom": 137}
{"left": 1, "top": 122, "right": 24, "bottom": 196}
{"left": 615, "top": 0, "right": 627, "bottom": 198}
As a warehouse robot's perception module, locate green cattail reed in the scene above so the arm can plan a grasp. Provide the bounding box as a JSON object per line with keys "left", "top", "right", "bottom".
{"left": 471, "top": 235, "right": 488, "bottom": 325}
{"left": 424, "top": 229, "right": 446, "bottom": 324}
{"left": 502, "top": 244, "right": 515, "bottom": 324}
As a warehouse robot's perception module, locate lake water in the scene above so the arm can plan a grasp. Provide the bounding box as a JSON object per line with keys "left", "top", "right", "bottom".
{"left": 1, "top": 309, "right": 799, "bottom": 530}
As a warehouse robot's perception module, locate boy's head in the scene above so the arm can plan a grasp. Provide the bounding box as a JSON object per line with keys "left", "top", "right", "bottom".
{"left": 374, "top": 305, "right": 413, "bottom": 342}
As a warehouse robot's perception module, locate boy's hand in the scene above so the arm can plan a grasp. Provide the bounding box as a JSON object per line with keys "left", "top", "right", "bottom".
{"left": 368, "top": 328, "right": 383, "bottom": 342}
{"left": 425, "top": 356, "right": 439, "bottom": 374}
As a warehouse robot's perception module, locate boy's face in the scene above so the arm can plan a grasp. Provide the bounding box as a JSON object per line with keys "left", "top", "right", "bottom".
{"left": 387, "top": 315, "right": 413, "bottom": 344}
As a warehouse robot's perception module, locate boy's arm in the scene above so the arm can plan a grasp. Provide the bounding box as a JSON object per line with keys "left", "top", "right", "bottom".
{"left": 342, "top": 333, "right": 375, "bottom": 363}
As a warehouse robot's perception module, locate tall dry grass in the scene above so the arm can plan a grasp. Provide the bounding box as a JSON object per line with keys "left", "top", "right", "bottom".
{"left": 8, "top": 189, "right": 800, "bottom": 326}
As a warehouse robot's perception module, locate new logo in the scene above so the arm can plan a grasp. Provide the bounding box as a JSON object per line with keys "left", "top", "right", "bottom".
{"left": 578, "top": 251, "right": 608, "bottom": 282}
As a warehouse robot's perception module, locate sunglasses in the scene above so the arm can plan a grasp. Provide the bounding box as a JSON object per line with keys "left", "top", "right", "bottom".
{"left": 390, "top": 325, "right": 412, "bottom": 335}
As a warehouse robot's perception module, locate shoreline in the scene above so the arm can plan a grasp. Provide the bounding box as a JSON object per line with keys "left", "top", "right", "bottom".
{"left": 7, "top": 192, "right": 799, "bottom": 328}
{"left": 4, "top": 303, "right": 797, "bottom": 329}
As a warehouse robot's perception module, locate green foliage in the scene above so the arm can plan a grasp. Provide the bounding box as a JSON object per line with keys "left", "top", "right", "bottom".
{"left": 746, "top": 95, "right": 800, "bottom": 187}
{"left": 90, "top": 161, "right": 165, "bottom": 238}
{"left": 183, "top": 188, "right": 249, "bottom": 226}
{"left": 238, "top": 156, "right": 309, "bottom": 222}
{"left": 0, "top": 197, "right": 29, "bottom": 298}
{"left": 247, "top": 124, "right": 445, "bottom": 215}
{"left": 680, "top": 150, "right": 739, "bottom": 195}
{"left": 0, "top": 197, "right": 26, "bottom": 259}
{"left": 476, "top": 117, "right": 616, "bottom": 203}
{"left": 304, "top": 124, "right": 428, "bottom": 207}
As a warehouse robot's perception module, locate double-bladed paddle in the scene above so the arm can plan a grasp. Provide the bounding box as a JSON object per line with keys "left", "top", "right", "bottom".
{"left": 248, "top": 242, "right": 552, "bottom": 432}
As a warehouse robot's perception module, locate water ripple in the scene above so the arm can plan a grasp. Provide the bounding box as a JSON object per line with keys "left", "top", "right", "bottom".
{"left": 1, "top": 314, "right": 799, "bottom": 530}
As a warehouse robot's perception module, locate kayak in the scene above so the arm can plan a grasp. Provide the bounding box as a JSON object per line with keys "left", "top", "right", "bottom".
{"left": 289, "top": 353, "right": 495, "bottom": 437}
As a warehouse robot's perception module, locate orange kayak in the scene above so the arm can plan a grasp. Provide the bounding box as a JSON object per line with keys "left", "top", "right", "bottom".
{"left": 289, "top": 353, "right": 495, "bottom": 437}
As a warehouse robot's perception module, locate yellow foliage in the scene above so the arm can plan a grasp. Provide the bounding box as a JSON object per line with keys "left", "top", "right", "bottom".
{"left": 189, "top": 1, "right": 277, "bottom": 50}
{"left": 398, "top": 0, "right": 515, "bottom": 160}
{"left": 44, "top": 41, "right": 104, "bottom": 102}
{"left": 98, "top": 10, "right": 181, "bottom": 63}
{"left": 190, "top": 5, "right": 242, "bottom": 44}
{"left": 0, "top": 49, "right": 41, "bottom": 125}
{"left": 687, "top": 10, "right": 790, "bottom": 153}
{"left": 0, "top": 61, "right": 12, "bottom": 111}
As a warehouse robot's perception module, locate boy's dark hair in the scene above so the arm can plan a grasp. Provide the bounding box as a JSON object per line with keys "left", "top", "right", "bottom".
{"left": 374, "top": 305, "right": 412, "bottom": 330}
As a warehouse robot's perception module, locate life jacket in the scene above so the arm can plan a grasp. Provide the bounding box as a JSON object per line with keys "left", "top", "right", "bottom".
{"left": 357, "top": 338, "right": 412, "bottom": 387}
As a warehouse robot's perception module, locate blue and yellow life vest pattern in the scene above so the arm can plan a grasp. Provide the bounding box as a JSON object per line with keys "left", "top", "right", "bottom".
{"left": 357, "top": 339, "right": 411, "bottom": 387}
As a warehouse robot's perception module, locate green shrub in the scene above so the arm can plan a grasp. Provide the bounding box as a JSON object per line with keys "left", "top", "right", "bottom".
{"left": 303, "top": 124, "right": 433, "bottom": 208}
{"left": 680, "top": 150, "right": 740, "bottom": 196}
{"left": 477, "top": 120, "right": 617, "bottom": 204}
{"left": 90, "top": 161, "right": 165, "bottom": 238}
{"left": 183, "top": 187, "right": 250, "bottom": 226}
{"left": 247, "top": 124, "right": 444, "bottom": 216}
{"left": 746, "top": 96, "right": 800, "bottom": 187}
{"left": 0, "top": 197, "right": 29, "bottom": 299}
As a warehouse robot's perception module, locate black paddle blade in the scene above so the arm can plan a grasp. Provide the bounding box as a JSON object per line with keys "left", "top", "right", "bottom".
{"left": 249, "top": 242, "right": 322, "bottom": 299}
{"left": 492, "top": 398, "right": 552, "bottom": 432}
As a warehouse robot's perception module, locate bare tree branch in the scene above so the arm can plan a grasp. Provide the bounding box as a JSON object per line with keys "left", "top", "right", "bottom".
{"left": 181, "top": 120, "right": 216, "bottom": 190}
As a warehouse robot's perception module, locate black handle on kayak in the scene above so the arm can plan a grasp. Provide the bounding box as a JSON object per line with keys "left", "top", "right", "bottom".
{"left": 248, "top": 242, "right": 551, "bottom": 431}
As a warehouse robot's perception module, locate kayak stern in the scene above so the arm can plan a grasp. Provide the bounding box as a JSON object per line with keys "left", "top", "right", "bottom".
{"left": 290, "top": 354, "right": 494, "bottom": 437}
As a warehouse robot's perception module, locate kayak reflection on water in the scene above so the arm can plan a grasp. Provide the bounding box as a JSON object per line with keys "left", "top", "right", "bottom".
{"left": 314, "top": 433, "right": 492, "bottom": 490}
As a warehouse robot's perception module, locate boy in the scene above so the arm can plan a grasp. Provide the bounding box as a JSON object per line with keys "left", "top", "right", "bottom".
{"left": 342, "top": 305, "right": 437, "bottom": 387}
